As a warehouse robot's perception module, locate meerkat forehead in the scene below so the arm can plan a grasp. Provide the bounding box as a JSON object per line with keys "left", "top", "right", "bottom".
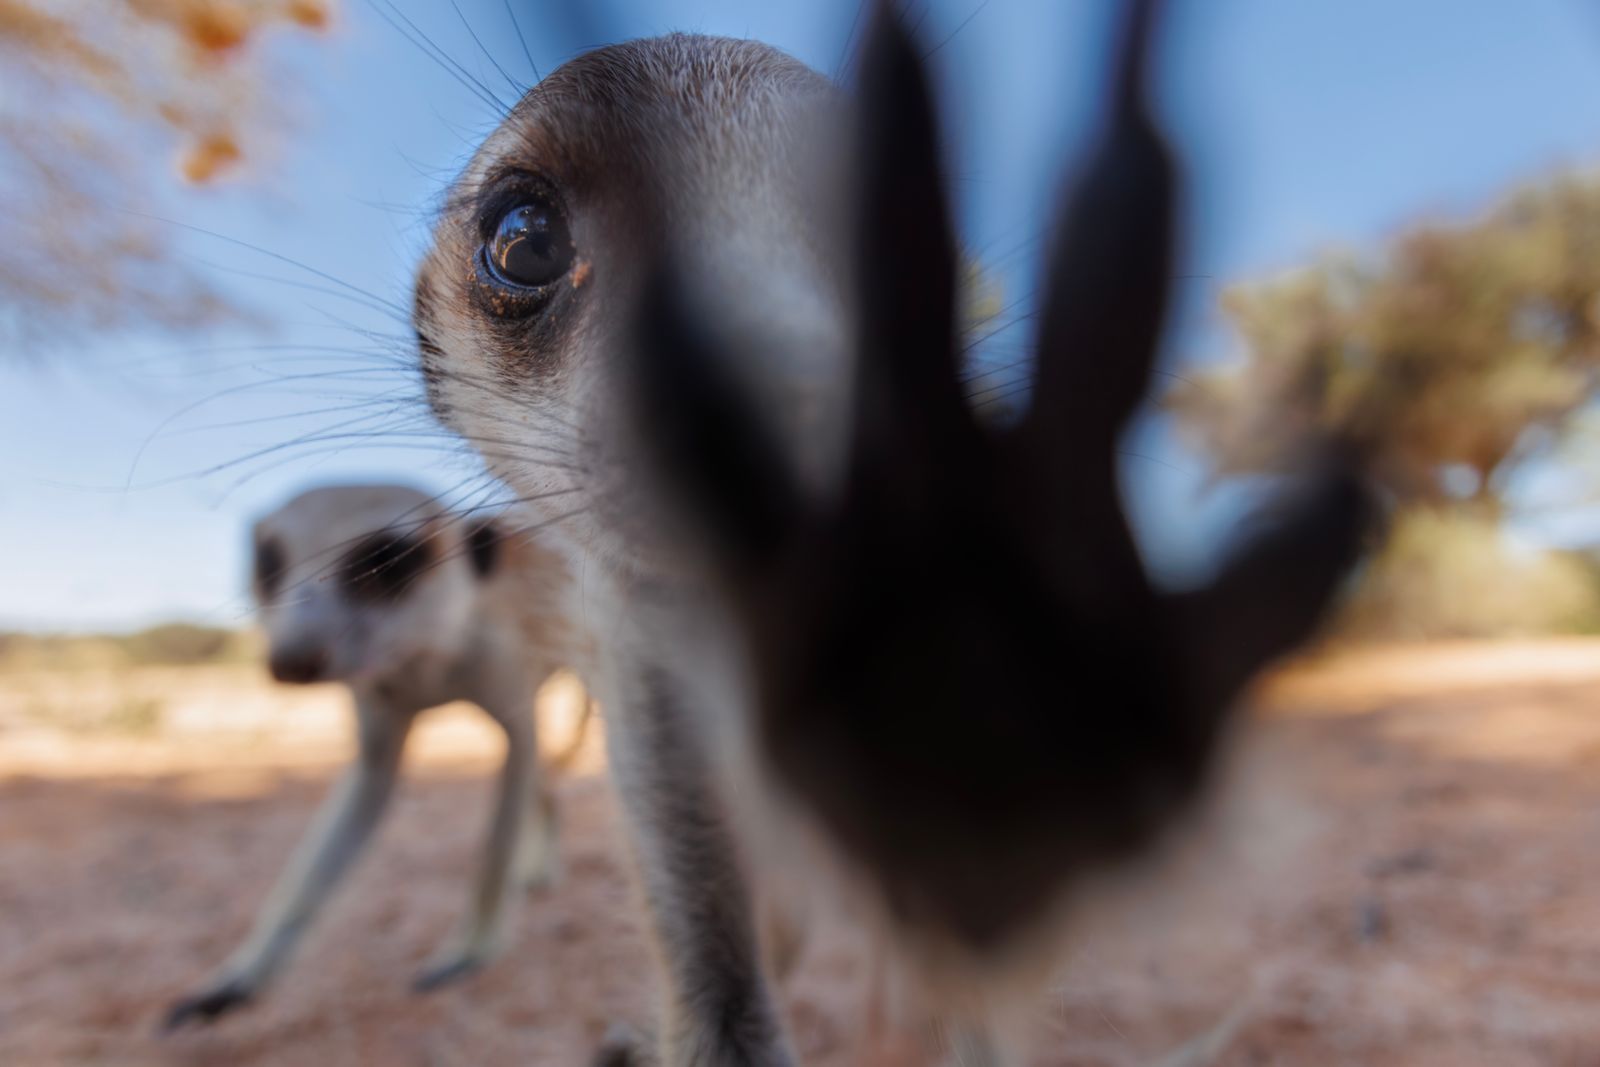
{"left": 254, "top": 483, "right": 444, "bottom": 562}
{"left": 478, "top": 35, "right": 837, "bottom": 198}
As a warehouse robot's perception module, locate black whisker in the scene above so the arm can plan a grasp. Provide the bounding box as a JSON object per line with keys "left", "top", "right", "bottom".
{"left": 116, "top": 210, "right": 414, "bottom": 322}
{"left": 449, "top": 0, "right": 523, "bottom": 98}
{"left": 501, "top": 0, "right": 541, "bottom": 82}
{"left": 365, "top": 0, "right": 510, "bottom": 116}
{"left": 922, "top": 0, "right": 990, "bottom": 60}
{"left": 181, "top": 256, "right": 410, "bottom": 323}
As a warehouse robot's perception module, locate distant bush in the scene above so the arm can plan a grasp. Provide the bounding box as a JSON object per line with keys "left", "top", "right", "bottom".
{"left": 16, "top": 691, "right": 167, "bottom": 736}
{"left": 1168, "top": 173, "right": 1600, "bottom": 639}
{"left": 120, "top": 623, "right": 247, "bottom": 665}
{"left": 0, "top": 624, "right": 257, "bottom": 672}
{"left": 1336, "top": 510, "right": 1600, "bottom": 640}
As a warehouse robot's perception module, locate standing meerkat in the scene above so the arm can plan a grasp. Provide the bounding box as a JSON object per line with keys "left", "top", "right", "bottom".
{"left": 412, "top": 2, "right": 1373, "bottom": 1062}
{"left": 164, "top": 483, "right": 593, "bottom": 1029}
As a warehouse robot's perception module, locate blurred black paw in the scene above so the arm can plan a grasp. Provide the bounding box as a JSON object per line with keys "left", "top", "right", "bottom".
{"left": 411, "top": 955, "right": 484, "bottom": 993}
{"left": 162, "top": 980, "right": 253, "bottom": 1032}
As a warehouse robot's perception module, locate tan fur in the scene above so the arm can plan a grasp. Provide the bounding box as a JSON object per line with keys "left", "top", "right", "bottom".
{"left": 402, "top": 7, "right": 1376, "bottom": 1063}
{"left": 164, "top": 483, "right": 594, "bottom": 1029}
{"left": 410, "top": 33, "right": 1010, "bottom": 1066}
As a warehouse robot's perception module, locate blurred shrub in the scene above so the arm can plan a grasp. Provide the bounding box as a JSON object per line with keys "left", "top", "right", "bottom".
{"left": 1170, "top": 175, "right": 1600, "bottom": 506}
{"left": 18, "top": 692, "right": 168, "bottom": 735}
{"left": 1337, "top": 510, "right": 1600, "bottom": 640}
{"left": 120, "top": 622, "right": 252, "bottom": 665}
{"left": 1169, "top": 173, "right": 1600, "bottom": 638}
{"left": 0, "top": 623, "right": 257, "bottom": 671}
{"left": 0, "top": 1, "right": 334, "bottom": 348}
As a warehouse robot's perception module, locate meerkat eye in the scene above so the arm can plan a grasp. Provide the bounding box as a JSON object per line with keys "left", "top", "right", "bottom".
{"left": 254, "top": 537, "right": 286, "bottom": 599}
{"left": 485, "top": 196, "right": 574, "bottom": 289}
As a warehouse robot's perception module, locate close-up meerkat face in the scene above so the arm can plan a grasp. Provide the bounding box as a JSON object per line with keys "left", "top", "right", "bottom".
{"left": 249, "top": 484, "right": 493, "bottom": 686}
{"left": 413, "top": 36, "right": 854, "bottom": 581}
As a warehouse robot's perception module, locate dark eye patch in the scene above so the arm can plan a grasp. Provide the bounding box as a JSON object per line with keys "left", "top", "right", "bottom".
{"left": 465, "top": 519, "right": 501, "bottom": 578}
{"left": 338, "top": 531, "right": 432, "bottom": 602}
{"left": 254, "top": 537, "right": 286, "bottom": 600}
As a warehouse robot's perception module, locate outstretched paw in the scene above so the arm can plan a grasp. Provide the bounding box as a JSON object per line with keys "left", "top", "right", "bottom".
{"left": 162, "top": 979, "right": 253, "bottom": 1031}
{"left": 623, "top": 0, "right": 1380, "bottom": 955}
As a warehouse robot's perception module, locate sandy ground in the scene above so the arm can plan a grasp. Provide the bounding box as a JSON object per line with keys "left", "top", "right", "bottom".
{"left": 5, "top": 642, "right": 1600, "bottom": 1065}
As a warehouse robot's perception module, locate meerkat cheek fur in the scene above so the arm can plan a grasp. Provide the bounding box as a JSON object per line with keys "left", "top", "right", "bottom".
{"left": 414, "top": 2, "right": 1373, "bottom": 1062}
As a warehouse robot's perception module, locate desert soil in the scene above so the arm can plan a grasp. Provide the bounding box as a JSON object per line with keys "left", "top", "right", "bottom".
{"left": 4, "top": 642, "right": 1600, "bottom": 1065}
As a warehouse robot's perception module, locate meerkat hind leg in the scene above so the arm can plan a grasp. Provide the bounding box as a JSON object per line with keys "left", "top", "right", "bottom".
{"left": 943, "top": 1023, "right": 1016, "bottom": 1067}
{"left": 414, "top": 664, "right": 548, "bottom": 991}
{"left": 515, "top": 780, "right": 562, "bottom": 891}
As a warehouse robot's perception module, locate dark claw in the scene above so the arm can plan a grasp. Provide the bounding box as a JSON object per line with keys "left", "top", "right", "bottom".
{"left": 162, "top": 980, "right": 253, "bottom": 1032}
{"left": 411, "top": 956, "right": 484, "bottom": 993}
{"left": 851, "top": 0, "right": 964, "bottom": 467}
{"left": 1025, "top": 0, "right": 1175, "bottom": 471}
{"left": 1179, "top": 461, "right": 1377, "bottom": 710}
{"left": 995, "top": 0, "right": 1176, "bottom": 612}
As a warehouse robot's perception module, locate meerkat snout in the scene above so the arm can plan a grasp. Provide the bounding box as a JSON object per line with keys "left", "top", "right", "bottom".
{"left": 266, "top": 641, "right": 327, "bottom": 685}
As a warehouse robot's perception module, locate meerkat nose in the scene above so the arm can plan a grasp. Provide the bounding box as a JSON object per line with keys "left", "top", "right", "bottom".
{"left": 268, "top": 643, "right": 328, "bottom": 685}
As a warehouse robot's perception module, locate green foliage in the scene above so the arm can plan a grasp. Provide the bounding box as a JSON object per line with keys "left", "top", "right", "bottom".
{"left": 1168, "top": 173, "right": 1600, "bottom": 637}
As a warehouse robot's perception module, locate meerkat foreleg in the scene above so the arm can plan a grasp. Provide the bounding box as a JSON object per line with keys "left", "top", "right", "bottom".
{"left": 605, "top": 663, "right": 793, "bottom": 1067}
{"left": 164, "top": 695, "right": 412, "bottom": 1028}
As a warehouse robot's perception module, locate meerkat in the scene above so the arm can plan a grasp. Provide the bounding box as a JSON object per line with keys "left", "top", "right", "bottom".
{"left": 411, "top": 2, "right": 1373, "bottom": 1063}
{"left": 163, "top": 483, "right": 592, "bottom": 1030}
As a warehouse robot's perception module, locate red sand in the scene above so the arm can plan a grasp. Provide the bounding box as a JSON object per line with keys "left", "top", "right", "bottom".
{"left": 5, "top": 642, "right": 1600, "bottom": 1065}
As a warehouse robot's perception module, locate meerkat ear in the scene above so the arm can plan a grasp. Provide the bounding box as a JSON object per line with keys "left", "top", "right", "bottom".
{"left": 629, "top": 267, "right": 807, "bottom": 574}
{"left": 846, "top": 4, "right": 970, "bottom": 507}
{"left": 1023, "top": 0, "right": 1175, "bottom": 465}
{"left": 464, "top": 519, "right": 502, "bottom": 578}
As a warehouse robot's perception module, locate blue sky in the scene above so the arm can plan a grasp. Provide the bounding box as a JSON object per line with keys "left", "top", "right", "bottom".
{"left": 2, "top": 0, "right": 1598, "bottom": 631}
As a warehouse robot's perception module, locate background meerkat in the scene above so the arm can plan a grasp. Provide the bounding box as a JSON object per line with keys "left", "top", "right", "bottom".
{"left": 164, "top": 482, "right": 592, "bottom": 1030}
{"left": 411, "top": 2, "right": 1373, "bottom": 1063}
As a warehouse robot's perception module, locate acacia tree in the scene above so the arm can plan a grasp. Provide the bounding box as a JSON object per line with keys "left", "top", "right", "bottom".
{"left": 0, "top": 0, "right": 332, "bottom": 348}
{"left": 1169, "top": 174, "right": 1600, "bottom": 636}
